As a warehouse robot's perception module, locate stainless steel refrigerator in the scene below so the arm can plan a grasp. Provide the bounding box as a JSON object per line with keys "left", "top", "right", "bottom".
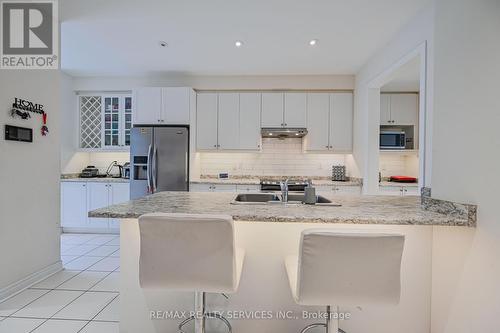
{"left": 130, "top": 126, "right": 189, "bottom": 199}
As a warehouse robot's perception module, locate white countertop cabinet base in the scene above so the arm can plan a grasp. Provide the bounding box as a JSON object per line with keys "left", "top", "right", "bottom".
{"left": 61, "top": 181, "right": 130, "bottom": 233}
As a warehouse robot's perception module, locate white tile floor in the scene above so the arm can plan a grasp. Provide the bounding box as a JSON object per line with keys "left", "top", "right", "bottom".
{"left": 0, "top": 234, "right": 120, "bottom": 333}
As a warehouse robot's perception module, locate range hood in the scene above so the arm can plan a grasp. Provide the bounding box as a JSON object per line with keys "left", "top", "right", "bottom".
{"left": 261, "top": 128, "right": 308, "bottom": 139}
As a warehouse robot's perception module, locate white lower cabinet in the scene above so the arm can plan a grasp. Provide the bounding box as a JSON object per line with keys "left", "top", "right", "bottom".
{"left": 110, "top": 183, "right": 130, "bottom": 228}
{"left": 61, "top": 182, "right": 88, "bottom": 228}
{"left": 61, "top": 181, "right": 130, "bottom": 232}
{"left": 316, "top": 185, "right": 362, "bottom": 195}
{"left": 379, "top": 185, "right": 419, "bottom": 196}
{"left": 190, "top": 183, "right": 237, "bottom": 192}
{"left": 88, "top": 183, "right": 110, "bottom": 229}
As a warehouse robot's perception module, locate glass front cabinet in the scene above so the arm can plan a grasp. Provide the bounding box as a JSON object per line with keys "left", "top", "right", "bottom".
{"left": 79, "top": 93, "right": 133, "bottom": 150}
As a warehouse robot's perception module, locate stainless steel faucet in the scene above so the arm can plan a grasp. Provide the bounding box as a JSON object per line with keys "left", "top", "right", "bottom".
{"left": 280, "top": 178, "right": 289, "bottom": 203}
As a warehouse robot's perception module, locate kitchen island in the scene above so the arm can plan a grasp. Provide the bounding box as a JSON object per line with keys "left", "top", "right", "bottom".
{"left": 89, "top": 191, "right": 473, "bottom": 333}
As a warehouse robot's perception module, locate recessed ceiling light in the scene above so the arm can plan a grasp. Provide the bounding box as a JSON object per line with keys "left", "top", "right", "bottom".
{"left": 269, "top": 133, "right": 273, "bottom": 136}
{"left": 158, "top": 41, "right": 168, "bottom": 47}
{"left": 309, "top": 39, "right": 318, "bottom": 46}
{"left": 235, "top": 40, "right": 243, "bottom": 48}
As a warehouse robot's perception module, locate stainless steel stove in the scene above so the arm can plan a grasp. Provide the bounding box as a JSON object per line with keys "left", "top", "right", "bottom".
{"left": 260, "top": 179, "right": 308, "bottom": 192}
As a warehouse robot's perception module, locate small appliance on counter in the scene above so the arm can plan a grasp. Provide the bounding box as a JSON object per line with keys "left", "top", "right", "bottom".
{"left": 122, "top": 162, "right": 130, "bottom": 179}
{"left": 332, "top": 165, "right": 346, "bottom": 181}
{"left": 304, "top": 182, "right": 316, "bottom": 204}
{"left": 105, "top": 161, "right": 123, "bottom": 178}
{"left": 389, "top": 176, "right": 417, "bottom": 183}
{"left": 79, "top": 166, "right": 100, "bottom": 178}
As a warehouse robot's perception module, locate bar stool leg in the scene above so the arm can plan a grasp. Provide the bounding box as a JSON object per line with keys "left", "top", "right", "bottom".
{"left": 194, "top": 292, "right": 206, "bottom": 333}
{"left": 326, "top": 306, "right": 345, "bottom": 333}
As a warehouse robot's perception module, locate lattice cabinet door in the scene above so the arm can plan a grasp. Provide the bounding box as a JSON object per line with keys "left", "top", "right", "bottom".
{"left": 79, "top": 96, "right": 102, "bottom": 149}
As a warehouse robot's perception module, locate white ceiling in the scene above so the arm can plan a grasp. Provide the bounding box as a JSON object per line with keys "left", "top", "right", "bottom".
{"left": 60, "top": 0, "right": 430, "bottom": 77}
{"left": 381, "top": 57, "right": 420, "bottom": 92}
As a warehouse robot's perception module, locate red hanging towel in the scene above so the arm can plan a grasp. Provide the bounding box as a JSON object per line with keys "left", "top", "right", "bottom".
{"left": 41, "top": 112, "right": 49, "bottom": 136}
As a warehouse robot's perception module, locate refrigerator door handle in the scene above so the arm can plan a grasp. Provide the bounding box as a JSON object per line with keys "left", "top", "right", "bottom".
{"left": 147, "top": 144, "right": 153, "bottom": 194}
{"left": 152, "top": 145, "right": 158, "bottom": 193}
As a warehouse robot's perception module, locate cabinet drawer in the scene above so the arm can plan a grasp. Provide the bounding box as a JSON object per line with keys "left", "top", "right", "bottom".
{"left": 316, "top": 185, "right": 361, "bottom": 195}
{"left": 190, "top": 183, "right": 237, "bottom": 192}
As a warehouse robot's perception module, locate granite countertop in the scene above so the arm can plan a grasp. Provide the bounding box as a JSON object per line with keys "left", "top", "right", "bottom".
{"left": 61, "top": 176, "right": 129, "bottom": 183}
{"left": 190, "top": 179, "right": 362, "bottom": 187}
{"left": 89, "top": 191, "right": 472, "bottom": 227}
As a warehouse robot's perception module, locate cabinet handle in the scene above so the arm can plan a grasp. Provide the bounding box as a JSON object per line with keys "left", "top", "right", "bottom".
{"left": 284, "top": 123, "right": 287, "bottom": 126}
{"left": 330, "top": 145, "right": 333, "bottom": 149}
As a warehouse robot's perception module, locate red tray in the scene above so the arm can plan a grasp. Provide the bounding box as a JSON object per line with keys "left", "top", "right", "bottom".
{"left": 390, "top": 176, "right": 417, "bottom": 183}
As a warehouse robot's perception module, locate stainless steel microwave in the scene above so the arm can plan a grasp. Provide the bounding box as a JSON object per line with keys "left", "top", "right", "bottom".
{"left": 380, "top": 131, "right": 406, "bottom": 149}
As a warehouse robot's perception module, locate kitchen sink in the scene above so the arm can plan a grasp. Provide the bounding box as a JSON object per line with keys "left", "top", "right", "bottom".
{"left": 231, "top": 193, "right": 341, "bottom": 206}
{"left": 232, "top": 193, "right": 281, "bottom": 204}
{"left": 286, "top": 194, "right": 341, "bottom": 206}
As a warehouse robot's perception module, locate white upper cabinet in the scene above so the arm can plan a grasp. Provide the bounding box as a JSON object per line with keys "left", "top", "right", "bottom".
{"left": 390, "top": 94, "right": 418, "bottom": 125}
{"left": 380, "top": 94, "right": 391, "bottom": 124}
{"left": 284, "top": 93, "right": 306, "bottom": 127}
{"left": 239, "top": 93, "right": 262, "bottom": 150}
{"left": 134, "top": 87, "right": 192, "bottom": 125}
{"left": 133, "top": 88, "right": 162, "bottom": 124}
{"left": 305, "top": 92, "right": 353, "bottom": 152}
{"left": 217, "top": 93, "right": 240, "bottom": 150}
{"left": 261, "top": 93, "right": 284, "bottom": 127}
{"left": 196, "top": 93, "right": 219, "bottom": 150}
{"left": 305, "top": 93, "right": 330, "bottom": 150}
{"left": 196, "top": 92, "right": 261, "bottom": 151}
{"left": 330, "top": 92, "right": 353, "bottom": 152}
{"left": 161, "top": 87, "right": 191, "bottom": 124}
{"left": 380, "top": 93, "right": 418, "bottom": 125}
{"left": 261, "top": 92, "right": 306, "bottom": 128}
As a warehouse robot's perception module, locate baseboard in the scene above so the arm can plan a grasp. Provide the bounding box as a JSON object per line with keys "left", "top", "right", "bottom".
{"left": 0, "top": 261, "right": 63, "bottom": 302}
{"left": 62, "top": 227, "right": 119, "bottom": 234}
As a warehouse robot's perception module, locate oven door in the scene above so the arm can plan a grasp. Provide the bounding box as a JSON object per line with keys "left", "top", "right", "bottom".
{"left": 380, "top": 132, "right": 405, "bottom": 149}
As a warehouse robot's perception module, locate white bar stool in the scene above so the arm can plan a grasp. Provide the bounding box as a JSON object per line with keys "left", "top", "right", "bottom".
{"left": 285, "top": 229, "right": 405, "bottom": 333}
{"left": 138, "top": 213, "right": 245, "bottom": 333}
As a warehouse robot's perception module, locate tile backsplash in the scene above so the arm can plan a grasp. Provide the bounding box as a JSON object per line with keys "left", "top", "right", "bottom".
{"left": 379, "top": 153, "right": 419, "bottom": 178}
{"left": 199, "top": 138, "right": 357, "bottom": 178}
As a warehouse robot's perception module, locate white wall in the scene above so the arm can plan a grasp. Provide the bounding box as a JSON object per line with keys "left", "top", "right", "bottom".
{"left": 199, "top": 138, "right": 356, "bottom": 178}
{"left": 430, "top": 0, "right": 500, "bottom": 332}
{"left": 0, "top": 70, "right": 62, "bottom": 297}
{"left": 354, "top": 5, "right": 434, "bottom": 192}
{"left": 62, "top": 74, "right": 356, "bottom": 175}
{"left": 60, "top": 72, "right": 90, "bottom": 173}
{"left": 71, "top": 74, "right": 355, "bottom": 91}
